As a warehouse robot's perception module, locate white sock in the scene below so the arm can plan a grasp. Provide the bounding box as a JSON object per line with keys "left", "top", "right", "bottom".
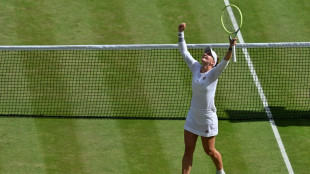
{"left": 216, "top": 169, "right": 225, "bottom": 174}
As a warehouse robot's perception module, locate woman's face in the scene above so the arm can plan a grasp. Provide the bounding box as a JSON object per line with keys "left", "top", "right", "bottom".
{"left": 201, "top": 49, "right": 215, "bottom": 65}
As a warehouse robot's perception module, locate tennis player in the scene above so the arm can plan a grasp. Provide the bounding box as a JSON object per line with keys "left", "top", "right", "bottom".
{"left": 178, "top": 23, "right": 236, "bottom": 174}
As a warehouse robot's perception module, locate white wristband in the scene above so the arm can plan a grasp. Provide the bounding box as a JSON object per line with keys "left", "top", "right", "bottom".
{"left": 178, "top": 32, "right": 184, "bottom": 42}
{"left": 178, "top": 32, "right": 184, "bottom": 38}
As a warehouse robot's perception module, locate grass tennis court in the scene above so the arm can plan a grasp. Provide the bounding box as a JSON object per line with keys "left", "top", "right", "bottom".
{"left": 0, "top": 0, "right": 309, "bottom": 173}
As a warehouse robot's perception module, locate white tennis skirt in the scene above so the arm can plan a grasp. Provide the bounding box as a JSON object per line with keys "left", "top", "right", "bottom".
{"left": 184, "top": 108, "right": 218, "bottom": 137}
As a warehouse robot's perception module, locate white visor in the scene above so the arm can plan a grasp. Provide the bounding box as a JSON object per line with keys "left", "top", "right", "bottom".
{"left": 205, "top": 46, "right": 217, "bottom": 67}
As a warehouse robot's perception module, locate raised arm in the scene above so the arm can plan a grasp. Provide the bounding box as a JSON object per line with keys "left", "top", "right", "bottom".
{"left": 209, "top": 38, "right": 237, "bottom": 81}
{"left": 178, "top": 23, "right": 199, "bottom": 72}
{"left": 224, "top": 37, "right": 237, "bottom": 61}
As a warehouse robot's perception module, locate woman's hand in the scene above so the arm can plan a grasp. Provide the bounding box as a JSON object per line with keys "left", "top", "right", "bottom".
{"left": 229, "top": 37, "right": 237, "bottom": 47}
{"left": 224, "top": 37, "right": 238, "bottom": 61}
{"left": 178, "top": 23, "right": 186, "bottom": 32}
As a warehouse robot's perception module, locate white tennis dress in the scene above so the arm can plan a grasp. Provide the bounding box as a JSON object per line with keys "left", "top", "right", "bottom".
{"left": 178, "top": 32, "right": 229, "bottom": 137}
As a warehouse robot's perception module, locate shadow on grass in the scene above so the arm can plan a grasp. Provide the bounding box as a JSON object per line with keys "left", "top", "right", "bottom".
{"left": 226, "top": 106, "right": 310, "bottom": 126}
{"left": 1, "top": 107, "right": 309, "bottom": 125}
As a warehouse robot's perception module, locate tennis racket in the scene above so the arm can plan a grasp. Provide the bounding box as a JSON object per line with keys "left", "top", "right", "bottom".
{"left": 221, "top": 4, "right": 243, "bottom": 62}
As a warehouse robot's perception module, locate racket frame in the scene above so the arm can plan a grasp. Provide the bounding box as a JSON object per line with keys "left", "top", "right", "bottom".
{"left": 221, "top": 4, "right": 243, "bottom": 62}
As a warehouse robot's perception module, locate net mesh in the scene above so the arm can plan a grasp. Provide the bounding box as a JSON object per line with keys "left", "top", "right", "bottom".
{"left": 0, "top": 43, "right": 309, "bottom": 119}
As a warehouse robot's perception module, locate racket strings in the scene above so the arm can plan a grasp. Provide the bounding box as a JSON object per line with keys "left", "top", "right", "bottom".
{"left": 221, "top": 6, "right": 242, "bottom": 33}
{"left": 222, "top": 11, "right": 235, "bottom": 33}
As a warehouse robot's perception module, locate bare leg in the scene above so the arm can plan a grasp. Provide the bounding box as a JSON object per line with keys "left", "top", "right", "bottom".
{"left": 182, "top": 130, "right": 198, "bottom": 174}
{"left": 201, "top": 136, "right": 223, "bottom": 170}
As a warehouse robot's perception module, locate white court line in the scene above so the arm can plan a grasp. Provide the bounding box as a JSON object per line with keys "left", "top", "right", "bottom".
{"left": 223, "top": 0, "right": 294, "bottom": 173}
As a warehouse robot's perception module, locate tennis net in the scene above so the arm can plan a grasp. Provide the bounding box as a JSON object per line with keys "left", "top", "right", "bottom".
{"left": 0, "top": 43, "right": 309, "bottom": 119}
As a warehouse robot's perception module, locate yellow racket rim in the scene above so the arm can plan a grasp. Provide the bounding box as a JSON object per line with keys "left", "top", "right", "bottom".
{"left": 221, "top": 4, "right": 243, "bottom": 34}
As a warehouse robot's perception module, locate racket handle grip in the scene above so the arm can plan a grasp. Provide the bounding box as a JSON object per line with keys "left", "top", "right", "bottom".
{"left": 232, "top": 45, "right": 236, "bottom": 62}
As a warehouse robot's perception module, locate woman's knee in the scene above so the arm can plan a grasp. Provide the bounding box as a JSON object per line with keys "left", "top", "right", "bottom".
{"left": 204, "top": 147, "right": 216, "bottom": 156}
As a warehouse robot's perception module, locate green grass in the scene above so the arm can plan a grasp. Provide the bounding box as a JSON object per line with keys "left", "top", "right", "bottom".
{"left": 236, "top": 0, "right": 310, "bottom": 42}
{"left": 1, "top": 0, "right": 309, "bottom": 45}
{"left": 0, "top": 0, "right": 309, "bottom": 173}
{"left": 0, "top": 118, "right": 291, "bottom": 174}
{"left": 275, "top": 120, "right": 310, "bottom": 174}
